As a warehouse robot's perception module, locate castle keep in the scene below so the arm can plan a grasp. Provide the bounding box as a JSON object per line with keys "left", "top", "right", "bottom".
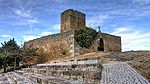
{"left": 25, "top": 9, "right": 121, "bottom": 60}
{"left": 61, "top": 9, "right": 86, "bottom": 32}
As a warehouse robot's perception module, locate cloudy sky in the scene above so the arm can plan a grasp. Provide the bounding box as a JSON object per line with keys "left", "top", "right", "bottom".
{"left": 0, "top": 0, "right": 150, "bottom": 51}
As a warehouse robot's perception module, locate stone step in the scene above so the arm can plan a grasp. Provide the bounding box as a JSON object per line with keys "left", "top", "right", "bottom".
{"left": 16, "top": 71, "right": 72, "bottom": 84}
{"left": 16, "top": 70, "right": 100, "bottom": 84}
{"left": 0, "top": 72, "right": 37, "bottom": 84}
{"left": 38, "top": 59, "right": 100, "bottom": 66}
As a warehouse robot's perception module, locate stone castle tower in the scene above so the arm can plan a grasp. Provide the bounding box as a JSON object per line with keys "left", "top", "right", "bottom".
{"left": 61, "top": 9, "right": 86, "bottom": 32}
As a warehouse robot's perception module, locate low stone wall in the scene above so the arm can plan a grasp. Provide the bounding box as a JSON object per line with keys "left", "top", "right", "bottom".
{"left": 19, "top": 59, "right": 102, "bottom": 84}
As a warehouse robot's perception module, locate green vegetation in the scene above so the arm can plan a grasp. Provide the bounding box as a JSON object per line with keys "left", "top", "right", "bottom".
{"left": 74, "top": 27, "right": 97, "bottom": 48}
{"left": 20, "top": 45, "right": 38, "bottom": 63}
{"left": 0, "top": 38, "right": 20, "bottom": 72}
{"left": 0, "top": 38, "right": 38, "bottom": 72}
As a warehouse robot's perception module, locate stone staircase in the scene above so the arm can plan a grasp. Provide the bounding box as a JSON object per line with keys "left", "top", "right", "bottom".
{"left": 0, "top": 59, "right": 102, "bottom": 84}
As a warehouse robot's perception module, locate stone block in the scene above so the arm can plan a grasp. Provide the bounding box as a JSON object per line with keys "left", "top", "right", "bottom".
{"left": 84, "top": 71, "right": 101, "bottom": 79}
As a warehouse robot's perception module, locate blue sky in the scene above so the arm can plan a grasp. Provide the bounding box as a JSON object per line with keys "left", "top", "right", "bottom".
{"left": 0, "top": 0, "right": 150, "bottom": 51}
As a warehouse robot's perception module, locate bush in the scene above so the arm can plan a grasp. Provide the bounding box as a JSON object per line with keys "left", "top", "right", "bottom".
{"left": 74, "top": 27, "right": 97, "bottom": 48}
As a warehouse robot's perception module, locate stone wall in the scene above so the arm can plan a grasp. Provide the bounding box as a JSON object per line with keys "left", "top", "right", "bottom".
{"left": 61, "top": 9, "right": 86, "bottom": 33}
{"left": 103, "top": 33, "right": 121, "bottom": 52}
{"left": 24, "top": 31, "right": 74, "bottom": 61}
{"left": 25, "top": 30, "right": 121, "bottom": 61}
{"left": 19, "top": 59, "right": 102, "bottom": 84}
{"left": 75, "top": 33, "right": 121, "bottom": 55}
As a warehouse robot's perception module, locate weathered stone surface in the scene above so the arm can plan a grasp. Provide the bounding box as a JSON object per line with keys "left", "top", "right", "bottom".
{"left": 25, "top": 31, "right": 73, "bottom": 62}
{"left": 61, "top": 9, "right": 86, "bottom": 33}
{"left": 102, "top": 33, "right": 121, "bottom": 52}
{"left": 25, "top": 32, "right": 121, "bottom": 62}
{"left": 21, "top": 59, "right": 102, "bottom": 84}
{"left": 84, "top": 71, "right": 101, "bottom": 79}
{"left": 0, "top": 71, "right": 73, "bottom": 84}
{"left": 77, "top": 33, "right": 121, "bottom": 55}
{"left": 0, "top": 72, "right": 37, "bottom": 84}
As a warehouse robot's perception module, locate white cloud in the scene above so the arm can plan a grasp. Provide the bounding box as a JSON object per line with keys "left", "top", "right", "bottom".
{"left": 23, "top": 31, "right": 56, "bottom": 42}
{"left": 111, "top": 27, "right": 134, "bottom": 34}
{"left": 14, "top": 8, "right": 31, "bottom": 18}
{"left": 23, "top": 35, "right": 39, "bottom": 42}
{"left": 23, "top": 32, "right": 52, "bottom": 42}
{"left": 87, "top": 15, "right": 109, "bottom": 27}
{"left": 27, "top": 19, "right": 38, "bottom": 23}
{"left": 13, "top": 7, "right": 40, "bottom": 25}
{"left": 40, "top": 32, "right": 53, "bottom": 36}
{"left": 51, "top": 24, "right": 60, "bottom": 30}
{"left": 133, "top": 0, "right": 150, "bottom": 5}
{"left": 0, "top": 34, "right": 11, "bottom": 38}
{"left": 111, "top": 27, "right": 150, "bottom": 51}
{"left": 51, "top": 0, "right": 66, "bottom": 3}
{"left": 23, "top": 23, "right": 60, "bottom": 42}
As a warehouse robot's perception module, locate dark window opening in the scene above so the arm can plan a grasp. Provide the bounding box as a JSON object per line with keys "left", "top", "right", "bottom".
{"left": 97, "top": 38, "right": 104, "bottom": 51}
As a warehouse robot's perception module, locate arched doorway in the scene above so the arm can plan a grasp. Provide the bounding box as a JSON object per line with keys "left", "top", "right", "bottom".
{"left": 97, "top": 38, "right": 104, "bottom": 51}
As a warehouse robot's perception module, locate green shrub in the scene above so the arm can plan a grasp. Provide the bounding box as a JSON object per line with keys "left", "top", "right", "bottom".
{"left": 74, "top": 27, "right": 97, "bottom": 48}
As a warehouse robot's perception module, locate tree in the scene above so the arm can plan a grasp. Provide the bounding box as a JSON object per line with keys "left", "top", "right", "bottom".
{"left": 1, "top": 38, "right": 20, "bottom": 55}
{"left": 0, "top": 38, "right": 39, "bottom": 72}
{"left": 0, "top": 50, "right": 12, "bottom": 72}
{"left": 0, "top": 38, "right": 20, "bottom": 72}
{"left": 0, "top": 48, "right": 2, "bottom": 68}
{"left": 74, "top": 27, "right": 97, "bottom": 48}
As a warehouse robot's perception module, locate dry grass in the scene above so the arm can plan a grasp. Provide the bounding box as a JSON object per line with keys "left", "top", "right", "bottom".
{"left": 38, "top": 51, "right": 150, "bottom": 82}
{"left": 47, "top": 52, "right": 108, "bottom": 63}
{"left": 129, "top": 56, "right": 150, "bottom": 82}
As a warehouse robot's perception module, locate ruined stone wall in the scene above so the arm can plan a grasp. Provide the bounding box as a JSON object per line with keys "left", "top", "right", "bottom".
{"left": 61, "top": 9, "right": 86, "bottom": 33}
{"left": 24, "top": 31, "right": 74, "bottom": 61}
{"left": 103, "top": 33, "right": 121, "bottom": 52}
{"left": 75, "top": 33, "right": 121, "bottom": 55}
{"left": 24, "top": 30, "right": 121, "bottom": 62}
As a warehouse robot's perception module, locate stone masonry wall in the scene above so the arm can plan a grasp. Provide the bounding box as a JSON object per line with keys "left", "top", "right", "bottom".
{"left": 24, "top": 31, "right": 74, "bottom": 61}
{"left": 61, "top": 9, "right": 86, "bottom": 33}
{"left": 103, "top": 33, "right": 121, "bottom": 52}
{"left": 75, "top": 33, "right": 121, "bottom": 55}
{"left": 25, "top": 30, "right": 121, "bottom": 61}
